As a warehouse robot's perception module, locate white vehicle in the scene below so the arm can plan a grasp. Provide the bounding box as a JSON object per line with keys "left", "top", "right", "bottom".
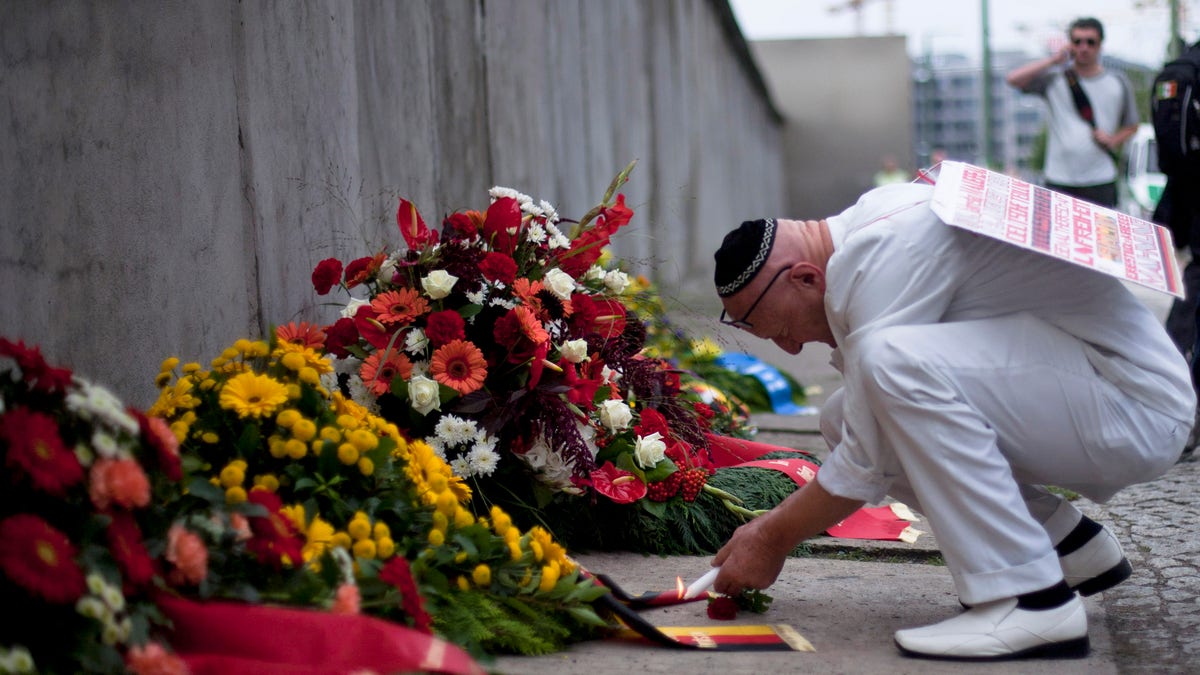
{"left": 1120, "top": 123, "right": 1167, "bottom": 221}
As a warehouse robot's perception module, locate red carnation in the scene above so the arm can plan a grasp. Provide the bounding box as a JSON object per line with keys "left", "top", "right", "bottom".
{"left": 635, "top": 407, "right": 671, "bottom": 439}
{"left": 107, "top": 511, "right": 157, "bottom": 587}
{"left": 443, "top": 212, "right": 478, "bottom": 240}
{"left": 311, "top": 258, "right": 343, "bottom": 295}
{"left": 380, "top": 556, "right": 432, "bottom": 633}
{"left": 1, "top": 407, "right": 85, "bottom": 496}
{"left": 479, "top": 252, "right": 518, "bottom": 285}
{"left": 0, "top": 514, "right": 87, "bottom": 604}
{"left": 425, "top": 310, "right": 466, "bottom": 348}
{"left": 323, "top": 317, "right": 360, "bottom": 359}
{"left": 0, "top": 337, "right": 73, "bottom": 393}
{"left": 134, "top": 409, "right": 182, "bottom": 481}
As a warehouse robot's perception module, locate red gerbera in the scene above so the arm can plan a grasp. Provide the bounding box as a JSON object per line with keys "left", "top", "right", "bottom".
{"left": 430, "top": 340, "right": 488, "bottom": 395}
{"left": 275, "top": 321, "right": 328, "bottom": 350}
{"left": 1, "top": 407, "right": 84, "bottom": 496}
{"left": 424, "top": 310, "right": 466, "bottom": 348}
{"left": 359, "top": 349, "right": 414, "bottom": 397}
{"left": 324, "top": 317, "right": 360, "bottom": 358}
{"left": 479, "top": 251, "right": 517, "bottom": 285}
{"left": 107, "top": 511, "right": 156, "bottom": 587}
{"left": 0, "top": 514, "right": 87, "bottom": 604}
{"left": 245, "top": 491, "right": 305, "bottom": 569}
{"left": 311, "top": 258, "right": 343, "bottom": 295}
{"left": 379, "top": 556, "right": 432, "bottom": 632}
{"left": 371, "top": 288, "right": 430, "bottom": 326}
{"left": 586, "top": 462, "right": 647, "bottom": 504}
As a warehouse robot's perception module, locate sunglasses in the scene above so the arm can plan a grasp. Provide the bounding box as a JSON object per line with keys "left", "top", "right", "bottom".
{"left": 718, "top": 266, "right": 791, "bottom": 329}
{"left": 1072, "top": 37, "right": 1099, "bottom": 46}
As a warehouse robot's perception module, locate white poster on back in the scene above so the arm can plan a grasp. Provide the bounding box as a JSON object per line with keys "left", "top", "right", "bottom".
{"left": 929, "top": 161, "right": 1184, "bottom": 298}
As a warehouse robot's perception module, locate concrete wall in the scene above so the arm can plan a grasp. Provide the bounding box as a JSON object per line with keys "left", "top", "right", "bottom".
{"left": 750, "top": 36, "right": 913, "bottom": 220}
{"left": 0, "top": 0, "right": 784, "bottom": 405}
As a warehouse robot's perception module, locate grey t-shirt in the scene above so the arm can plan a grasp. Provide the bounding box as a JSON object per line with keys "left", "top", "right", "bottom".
{"left": 1022, "top": 68, "right": 1138, "bottom": 186}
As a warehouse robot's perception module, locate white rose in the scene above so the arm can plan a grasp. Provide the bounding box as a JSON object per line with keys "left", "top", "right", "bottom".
{"left": 542, "top": 267, "right": 576, "bottom": 300}
{"left": 377, "top": 257, "right": 398, "bottom": 284}
{"left": 408, "top": 375, "right": 441, "bottom": 416}
{"left": 584, "top": 265, "right": 605, "bottom": 281}
{"left": 559, "top": 339, "right": 589, "bottom": 364}
{"left": 341, "top": 297, "right": 370, "bottom": 319}
{"left": 421, "top": 270, "right": 458, "bottom": 300}
{"left": 604, "top": 270, "right": 631, "bottom": 295}
{"left": 633, "top": 432, "right": 667, "bottom": 469}
{"left": 598, "top": 400, "right": 633, "bottom": 432}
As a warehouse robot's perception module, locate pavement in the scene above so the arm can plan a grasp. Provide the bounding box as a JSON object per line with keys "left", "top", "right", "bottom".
{"left": 489, "top": 284, "right": 1200, "bottom": 675}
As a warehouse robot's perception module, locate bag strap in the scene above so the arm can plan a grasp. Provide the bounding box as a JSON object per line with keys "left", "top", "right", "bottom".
{"left": 1064, "top": 68, "right": 1118, "bottom": 162}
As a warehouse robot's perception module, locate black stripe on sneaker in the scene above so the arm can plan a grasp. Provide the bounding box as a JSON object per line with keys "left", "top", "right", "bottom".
{"left": 1055, "top": 516, "right": 1103, "bottom": 556}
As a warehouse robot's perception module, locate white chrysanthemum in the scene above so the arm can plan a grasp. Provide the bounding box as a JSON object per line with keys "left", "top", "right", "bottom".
{"left": 467, "top": 445, "right": 500, "bottom": 476}
{"left": 73, "top": 443, "right": 95, "bottom": 468}
{"left": 435, "top": 414, "right": 477, "bottom": 446}
{"left": 545, "top": 222, "right": 571, "bottom": 249}
{"left": 91, "top": 430, "right": 120, "bottom": 459}
{"left": 490, "top": 296, "right": 517, "bottom": 310}
{"left": 341, "top": 297, "right": 370, "bottom": 319}
{"left": 526, "top": 222, "right": 547, "bottom": 244}
{"left": 404, "top": 328, "right": 429, "bottom": 355}
{"left": 75, "top": 595, "right": 107, "bottom": 620}
{"left": 473, "top": 430, "right": 499, "bottom": 453}
{"left": 465, "top": 288, "right": 487, "bottom": 305}
{"left": 489, "top": 186, "right": 533, "bottom": 206}
{"left": 521, "top": 201, "right": 544, "bottom": 218}
{"left": 346, "top": 376, "right": 381, "bottom": 415}
{"left": 410, "top": 360, "right": 430, "bottom": 377}
{"left": 539, "top": 200, "right": 559, "bottom": 223}
{"left": 449, "top": 456, "right": 472, "bottom": 478}
{"left": 66, "top": 380, "right": 138, "bottom": 435}
{"left": 425, "top": 436, "right": 448, "bottom": 459}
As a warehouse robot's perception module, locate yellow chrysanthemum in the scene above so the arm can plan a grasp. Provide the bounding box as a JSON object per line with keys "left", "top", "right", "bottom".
{"left": 225, "top": 486, "right": 247, "bottom": 504}
{"left": 276, "top": 409, "right": 301, "bottom": 428}
{"left": 508, "top": 540, "right": 523, "bottom": 561}
{"left": 428, "top": 529, "right": 445, "bottom": 547}
{"left": 348, "top": 514, "right": 372, "bottom": 541}
{"left": 219, "top": 372, "right": 289, "bottom": 419}
{"left": 352, "top": 539, "right": 376, "bottom": 560}
{"left": 357, "top": 457, "right": 374, "bottom": 476}
{"left": 331, "top": 532, "right": 352, "bottom": 550}
{"left": 291, "top": 418, "right": 317, "bottom": 442}
{"left": 472, "top": 564, "right": 491, "bottom": 587}
{"left": 539, "top": 561, "right": 561, "bottom": 593}
{"left": 219, "top": 464, "right": 245, "bottom": 488}
{"left": 376, "top": 537, "right": 395, "bottom": 559}
{"left": 453, "top": 508, "right": 474, "bottom": 529}
{"left": 337, "top": 443, "right": 359, "bottom": 465}
{"left": 456, "top": 575, "right": 470, "bottom": 591}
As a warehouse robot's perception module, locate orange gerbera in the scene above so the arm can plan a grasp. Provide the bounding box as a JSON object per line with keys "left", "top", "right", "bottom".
{"left": 430, "top": 340, "right": 488, "bottom": 395}
{"left": 514, "top": 305, "right": 550, "bottom": 345}
{"left": 359, "top": 350, "right": 414, "bottom": 396}
{"left": 275, "top": 321, "right": 327, "bottom": 350}
{"left": 371, "top": 289, "right": 429, "bottom": 326}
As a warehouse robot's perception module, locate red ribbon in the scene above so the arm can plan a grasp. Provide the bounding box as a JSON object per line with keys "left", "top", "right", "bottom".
{"left": 157, "top": 595, "right": 485, "bottom": 675}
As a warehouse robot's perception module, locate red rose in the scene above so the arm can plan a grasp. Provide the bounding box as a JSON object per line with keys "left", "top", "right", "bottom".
{"left": 311, "top": 258, "right": 343, "bottom": 295}
{"left": 479, "top": 252, "right": 518, "bottom": 285}
{"left": 707, "top": 596, "right": 739, "bottom": 620}
{"left": 425, "top": 310, "right": 466, "bottom": 347}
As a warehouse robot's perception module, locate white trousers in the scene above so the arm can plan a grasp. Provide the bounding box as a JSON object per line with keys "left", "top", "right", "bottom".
{"left": 820, "top": 313, "right": 1187, "bottom": 604}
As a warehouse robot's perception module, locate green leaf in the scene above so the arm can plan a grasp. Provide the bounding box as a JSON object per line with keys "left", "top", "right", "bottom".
{"left": 186, "top": 477, "right": 225, "bottom": 503}
{"left": 459, "top": 304, "right": 483, "bottom": 319}
{"left": 639, "top": 499, "right": 668, "bottom": 519}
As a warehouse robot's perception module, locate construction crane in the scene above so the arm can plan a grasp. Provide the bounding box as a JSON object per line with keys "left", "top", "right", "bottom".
{"left": 827, "top": 0, "right": 896, "bottom": 35}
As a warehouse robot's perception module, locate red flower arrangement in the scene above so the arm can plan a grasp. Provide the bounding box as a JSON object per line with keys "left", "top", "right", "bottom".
{"left": 0, "top": 337, "right": 188, "bottom": 673}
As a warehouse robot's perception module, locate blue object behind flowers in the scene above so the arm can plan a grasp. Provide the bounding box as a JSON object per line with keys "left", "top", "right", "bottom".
{"left": 713, "top": 353, "right": 811, "bottom": 415}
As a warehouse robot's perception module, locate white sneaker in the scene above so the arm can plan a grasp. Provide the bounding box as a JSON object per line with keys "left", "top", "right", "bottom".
{"left": 1060, "top": 524, "right": 1132, "bottom": 596}
{"left": 894, "top": 596, "right": 1088, "bottom": 660}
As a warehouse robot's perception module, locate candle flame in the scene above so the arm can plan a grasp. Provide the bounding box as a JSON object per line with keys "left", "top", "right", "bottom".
{"left": 676, "top": 576, "right": 685, "bottom": 599}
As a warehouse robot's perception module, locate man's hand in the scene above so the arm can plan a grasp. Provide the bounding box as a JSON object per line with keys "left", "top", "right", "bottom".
{"left": 711, "top": 514, "right": 791, "bottom": 595}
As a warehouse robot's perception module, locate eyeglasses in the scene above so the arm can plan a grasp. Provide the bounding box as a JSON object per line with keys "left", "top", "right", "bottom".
{"left": 718, "top": 266, "right": 791, "bottom": 329}
{"left": 1072, "top": 37, "right": 1099, "bottom": 46}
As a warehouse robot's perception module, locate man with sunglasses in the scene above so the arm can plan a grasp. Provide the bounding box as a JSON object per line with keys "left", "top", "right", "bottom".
{"left": 1006, "top": 17, "right": 1139, "bottom": 207}
{"left": 707, "top": 182, "right": 1194, "bottom": 660}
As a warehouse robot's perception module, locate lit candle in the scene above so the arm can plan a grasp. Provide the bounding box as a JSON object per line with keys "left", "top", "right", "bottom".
{"left": 683, "top": 566, "right": 721, "bottom": 600}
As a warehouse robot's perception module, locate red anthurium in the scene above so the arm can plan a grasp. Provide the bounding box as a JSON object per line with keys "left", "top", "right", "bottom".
{"left": 352, "top": 305, "right": 395, "bottom": 350}
{"left": 526, "top": 341, "right": 552, "bottom": 390}
{"left": 483, "top": 196, "right": 522, "bottom": 255}
{"left": 587, "top": 462, "right": 647, "bottom": 504}
{"left": 557, "top": 194, "right": 634, "bottom": 277}
{"left": 397, "top": 198, "right": 436, "bottom": 251}
{"left": 563, "top": 360, "right": 602, "bottom": 408}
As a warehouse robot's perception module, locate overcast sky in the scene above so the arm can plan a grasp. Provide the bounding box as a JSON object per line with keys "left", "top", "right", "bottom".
{"left": 729, "top": 0, "right": 1200, "bottom": 67}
